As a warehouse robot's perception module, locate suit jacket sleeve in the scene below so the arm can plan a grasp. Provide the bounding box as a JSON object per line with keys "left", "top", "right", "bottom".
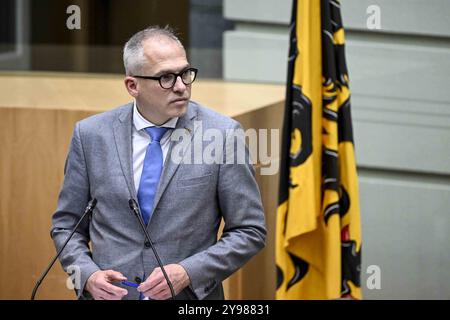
{"left": 179, "top": 121, "right": 267, "bottom": 299}
{"left": 50, "top": 122, "right": 99, "bottom": 298}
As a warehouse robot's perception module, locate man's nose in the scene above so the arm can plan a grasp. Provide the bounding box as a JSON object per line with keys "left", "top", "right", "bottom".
{"left": 172, "top": 76, "right": 187, "bottom": 92}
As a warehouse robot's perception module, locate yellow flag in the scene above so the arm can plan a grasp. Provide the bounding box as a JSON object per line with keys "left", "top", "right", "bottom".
{"left": 276, "top": 0, "right": 362, "bottom": 299}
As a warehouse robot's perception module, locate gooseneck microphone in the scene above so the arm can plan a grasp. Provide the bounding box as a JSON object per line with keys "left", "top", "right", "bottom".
{"left": 128, "top": 199, "right": 176, "bottom": 300}
{"left": 31, "top": 198, "right": 97, "bottom": 300}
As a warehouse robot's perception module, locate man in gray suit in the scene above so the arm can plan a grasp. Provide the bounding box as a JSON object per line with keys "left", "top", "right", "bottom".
{"left": 51, "top": 26, "right": 266, "bottom": 300}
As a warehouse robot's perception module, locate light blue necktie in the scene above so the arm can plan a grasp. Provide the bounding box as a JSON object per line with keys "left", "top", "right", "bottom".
{"left": 137, "top": 126, "right": 169, "bottom": 226}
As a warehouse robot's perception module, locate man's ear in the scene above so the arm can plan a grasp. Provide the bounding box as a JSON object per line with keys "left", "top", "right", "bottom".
{"left": 124, "top": 76, "right": 138, "bottom": 97}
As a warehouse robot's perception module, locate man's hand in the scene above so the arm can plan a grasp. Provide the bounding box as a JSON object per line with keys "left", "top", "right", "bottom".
{"left": 138, "top": 264, "right": 190, "bottom": 300}
{"left": 85, "top": 270, "right": 128, "bottom": 300}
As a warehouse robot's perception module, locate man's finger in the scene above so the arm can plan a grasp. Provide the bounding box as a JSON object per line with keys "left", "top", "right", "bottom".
{"left": 138, "top": 269, "right": 163, "bottom": 292}
{"left": 139, "top": 277, "right": 163, "bottom": 293}
{"left": 98, "top": 290, "right": 115, "bottom": 300}
{"left": 148, "top": 267, "right": 162, "bottom": 281}
{"left": 143, "top": 281, "right": 166, "bottom": 298}
{"left": 151, "top": 289, "right": 172, "bottom": 300}
{"left": 104, "top": 270, "right": 127, "bottom": 281}
{"left": 100, "top": 281, "right": 128, "bottom": 297}
{"left": 102, "top": 289, "right": 124, "bottom": 301}
{"left": 98, "top": 288, "right": 120, "bottom": 300}
{"left": 92, "top": 287, "right": 114, "bottom": 300}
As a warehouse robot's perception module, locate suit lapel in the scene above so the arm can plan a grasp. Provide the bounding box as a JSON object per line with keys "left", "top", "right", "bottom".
{"left": 113, "top": 103, "right": 137, "bottom": 200}
{"left": 151, "top": 103, "right": 198, "bottom": 217}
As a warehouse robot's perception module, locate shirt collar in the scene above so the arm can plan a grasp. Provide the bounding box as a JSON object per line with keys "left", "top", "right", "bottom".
{"left": 133, "top": 99, "right": 178, "bottom": 131}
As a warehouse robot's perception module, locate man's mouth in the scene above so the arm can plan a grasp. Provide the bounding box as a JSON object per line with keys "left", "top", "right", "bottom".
{"left": 171, "top": 98, "right": 188, "bottom": 104}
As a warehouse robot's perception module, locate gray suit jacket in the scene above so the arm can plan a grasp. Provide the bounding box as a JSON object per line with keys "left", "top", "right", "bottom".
{"left": 51, "top": 101, "right": 266, "bottom": 300}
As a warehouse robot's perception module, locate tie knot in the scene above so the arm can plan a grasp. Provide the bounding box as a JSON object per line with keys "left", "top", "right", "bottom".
{"left": 145, "top": 126, "right": 169, "bottom": 143}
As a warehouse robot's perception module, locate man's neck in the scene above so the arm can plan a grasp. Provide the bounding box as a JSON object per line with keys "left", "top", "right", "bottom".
{"left": 136, "top": 104, "right": 170, "bottom": 126}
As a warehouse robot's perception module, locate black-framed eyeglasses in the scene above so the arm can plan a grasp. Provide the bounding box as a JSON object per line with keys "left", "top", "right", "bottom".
{"left": 132, "top": 67, "right": 198, "bottom": 89}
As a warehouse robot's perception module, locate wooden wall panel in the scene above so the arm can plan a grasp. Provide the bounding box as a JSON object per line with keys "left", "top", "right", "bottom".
{"left": 0, "top": 107, "right": 94, "bottom": 299}
{"left": 231, "top": 101, "right": 284, "bottom": 299}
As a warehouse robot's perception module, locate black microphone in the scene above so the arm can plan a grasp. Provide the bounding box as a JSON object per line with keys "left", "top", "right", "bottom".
{"left": 128, "top": 199, "right": 176, "bottom": 300}
{"left": 31, "top": 198, "right": 97, "bottom": 300}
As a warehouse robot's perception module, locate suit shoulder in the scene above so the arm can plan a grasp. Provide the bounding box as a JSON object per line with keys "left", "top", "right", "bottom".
{"left": 76, "top": 103, "right": 132, "bottom": 132}
{"left": 190, "top": 100, "right": 241, "bottom": 130}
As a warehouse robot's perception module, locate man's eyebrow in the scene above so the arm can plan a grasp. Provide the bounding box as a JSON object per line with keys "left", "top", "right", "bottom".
{"left": 154, "top": 64, "right": 191, "bottom": 76}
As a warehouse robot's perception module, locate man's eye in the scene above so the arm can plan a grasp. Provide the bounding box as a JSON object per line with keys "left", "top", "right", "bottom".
{"left": 181, "top": 70, "right": 190, "bottom": 79}
{"left": 161, "top": 74, "right": 174, "bottom": 82}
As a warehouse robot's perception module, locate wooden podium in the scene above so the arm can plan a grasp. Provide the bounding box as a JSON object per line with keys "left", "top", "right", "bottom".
{"left": 0, "top": 72, "right": 284, "bottom": 299}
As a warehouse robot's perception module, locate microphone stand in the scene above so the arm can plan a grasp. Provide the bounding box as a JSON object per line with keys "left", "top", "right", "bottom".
{"left": 128, "top": 199, "right": 176, "bottom": 300}
{"left": 31, "top": 198, "right": 97, "bottom": 300}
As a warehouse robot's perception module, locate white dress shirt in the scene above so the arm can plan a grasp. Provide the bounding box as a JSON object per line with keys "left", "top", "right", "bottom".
{"left": 132, "top": 100, "right": 178, "bottom": 193}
